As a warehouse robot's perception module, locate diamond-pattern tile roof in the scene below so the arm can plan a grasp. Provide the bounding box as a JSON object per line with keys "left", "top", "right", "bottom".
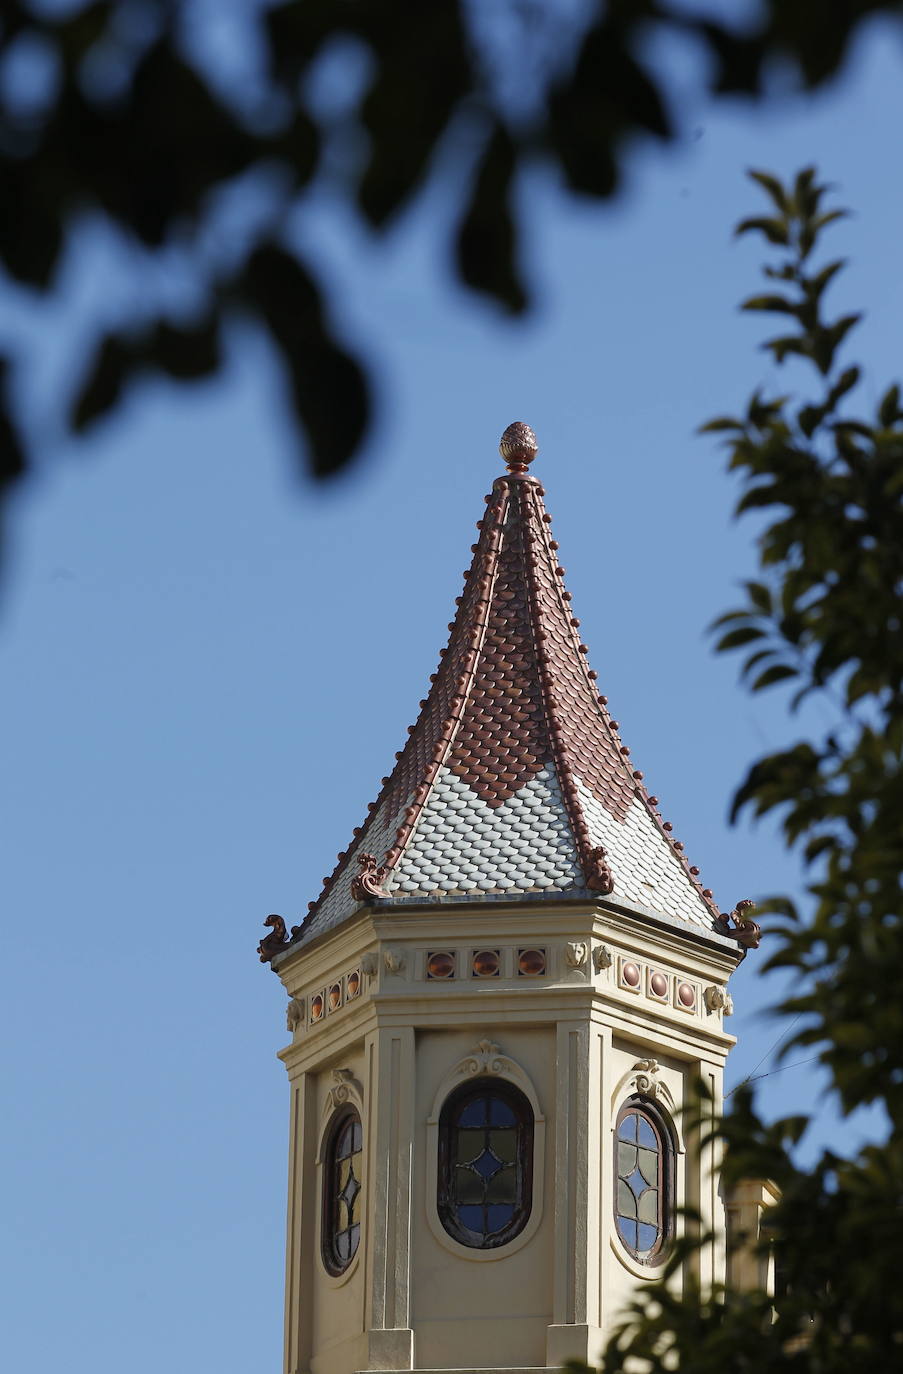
{"left": 298, "top": 424, "right": 720, "bottom": 944}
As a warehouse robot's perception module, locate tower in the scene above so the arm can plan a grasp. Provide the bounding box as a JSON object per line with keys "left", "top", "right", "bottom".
{"left": 260, "top": 423, "right": 759, "bottom": 1374}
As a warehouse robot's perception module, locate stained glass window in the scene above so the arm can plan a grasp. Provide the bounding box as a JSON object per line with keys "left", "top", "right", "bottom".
{"left": 322, "top": 1109, "right": 363, "bottom": 1275}
{"left": 615, "top": 1099, "right": 671, "bottom": 1264}
{"left": 438, "top": 1082, "right": 532, "bottom": 1249}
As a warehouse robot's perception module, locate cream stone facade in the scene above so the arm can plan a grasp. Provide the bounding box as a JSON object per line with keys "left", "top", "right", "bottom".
{"left": 261, "top": 424, "right": 763, "bottom": 1374}
{"left": 272, "top": 895, "right": 743, "bottom": 1374}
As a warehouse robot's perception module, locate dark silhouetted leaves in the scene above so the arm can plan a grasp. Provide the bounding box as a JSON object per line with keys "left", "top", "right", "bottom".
{"left": 455, "top": 124, "right": 526, "bottom": 315}
{"left": 548, "top": 18, "right": 669, "bottom": 200}
{"left": 571, "top": 165, "right": 903, "bottom": 1374}
{"left": 243, "top": 244, "right": 369, "bottom": 478}
{"left": 71, "top": 334, "right": 132, "bottom": 432}
{"left": 357, "top": 1, "right": 470, "bottom": 228}
{"left": 3, "top": 1, "right": 903, "bottom": 539}
{"left": 0, "top": 356, "right": 25, "bottom": 487}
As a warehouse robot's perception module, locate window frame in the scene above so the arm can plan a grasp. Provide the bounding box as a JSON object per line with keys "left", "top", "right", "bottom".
{"left": 613, "top": 1095, "right": 673, "bottom": 1267}
{"left": 321, "top": 1106, "right": 363, "bottom": 1277}
{"left": 437, "top": 1079, "right": 534, "bottom": 1251}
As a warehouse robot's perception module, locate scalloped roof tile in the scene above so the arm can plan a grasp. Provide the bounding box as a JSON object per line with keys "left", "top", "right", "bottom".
{"left": 297, "top": 424, "right": 721, "bottom": 945}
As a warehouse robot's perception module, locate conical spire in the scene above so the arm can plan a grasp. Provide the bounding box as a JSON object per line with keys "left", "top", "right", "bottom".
{"left": 298, "top": 425, "right": 720, "bottom": 945}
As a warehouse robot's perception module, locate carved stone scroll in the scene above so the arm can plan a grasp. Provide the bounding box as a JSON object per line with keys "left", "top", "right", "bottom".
{"left": 351, "top": 852, "right": 390, "bottom": 901}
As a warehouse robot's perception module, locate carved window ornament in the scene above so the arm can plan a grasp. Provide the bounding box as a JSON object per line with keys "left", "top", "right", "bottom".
{"left": 320, "top": 1068, "right": 364, "bottom": 1122}
{"left": 425, "top": 1040, "right": 545, "bottom": 1261}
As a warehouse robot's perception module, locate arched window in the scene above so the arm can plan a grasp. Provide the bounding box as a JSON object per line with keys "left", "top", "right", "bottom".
{"left": 322, "top": 1109, "right": 363, "bottom": 1275}
{"left": 438, "top": 1080, "right": 533, "bottom": 1249}
{"left": 614, "top": 1097, "right": 672, "bottom": 1265}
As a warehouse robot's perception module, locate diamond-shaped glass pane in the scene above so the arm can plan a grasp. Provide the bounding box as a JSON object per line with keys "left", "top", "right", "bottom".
{"left": 473, "top": 1149, "right": 501, "bottom": 1180}
{"left": 627, "top": 1167, "right": 646, "bottom": 1198}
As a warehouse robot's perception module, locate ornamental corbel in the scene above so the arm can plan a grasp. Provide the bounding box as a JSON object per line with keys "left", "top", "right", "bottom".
{"left": 565, "top": 940, "right": 589, "bottom": 969}
{"left": 592, "top": 943, "right": 613, "bottom": 973}
{"left": 360, "top": 951, "right": 379, "bottom": 977}
{"left": 383, "top": 947, "right": 406, "bottom": 974}
{"left": 286, "top": 996, "right": 305, "bottom": 1033}
{"left": 704, "top": 984, "right": 734, "bottom": 1015}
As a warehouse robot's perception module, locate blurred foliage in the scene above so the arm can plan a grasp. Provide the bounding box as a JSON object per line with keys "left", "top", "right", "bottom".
{"left": 570, "top": 169, "right": 903, "bottom": 1371}
{"left": 1, "top": 0, "right": 903, "bottom": 531}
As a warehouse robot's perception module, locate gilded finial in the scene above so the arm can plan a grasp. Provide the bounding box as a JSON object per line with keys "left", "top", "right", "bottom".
{"left": 500, "top": 421, "right": 538, "bottom": 473}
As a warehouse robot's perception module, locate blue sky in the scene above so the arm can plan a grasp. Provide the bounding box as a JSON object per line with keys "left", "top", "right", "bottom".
{"left": 2, "top": 16, "right": 902, "bottom": 1373}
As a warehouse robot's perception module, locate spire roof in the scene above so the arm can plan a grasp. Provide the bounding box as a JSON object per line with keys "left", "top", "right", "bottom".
{"left": 298, "top": 423, "right": 721, "bottom": 945}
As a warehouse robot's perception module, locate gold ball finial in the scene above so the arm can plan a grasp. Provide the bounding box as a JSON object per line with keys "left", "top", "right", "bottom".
{"left": 500, "top": 421, "right": 538, "bottom": 473}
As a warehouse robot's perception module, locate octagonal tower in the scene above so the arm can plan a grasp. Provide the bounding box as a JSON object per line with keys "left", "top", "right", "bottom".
{"left": 260, "top": 424, "right": 758, "bottom": 1374}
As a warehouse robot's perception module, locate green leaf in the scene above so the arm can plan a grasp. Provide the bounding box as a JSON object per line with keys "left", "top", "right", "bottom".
{"left": 879, "top": 383, "right": 901, "bottom": 427}
{"left": 745, "top": 581, "right": 773, "bottom": 614}
{"left": 740, "top": 294, "right": 796, "bottom": 314}
{"left": 750, "top": 663, "right": 798, "bottom": 690}
{"left": 762, "top": 333, "right": 806, "bottom": 363}
{"left": 716, "top": 624, "right": 766, "bottom": 651}
{"left": 735, "top": 215, "right": 790, "bottom": 245}
{"left": 747, "top": 169, "right": 790, "bottom": 212}
{"left": 699, "top": 416, "right": 743, "bottom": 433}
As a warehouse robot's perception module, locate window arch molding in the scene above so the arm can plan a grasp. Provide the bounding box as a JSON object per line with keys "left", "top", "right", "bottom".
{"left": 317, "top": 1068, "right": 366, "bottom": 1285}
{"left": 609, "top": 1060, "right": 684, "bottom": 1280}
{"left": 425, "top": 1039, "right": 545, "bottom": 1261}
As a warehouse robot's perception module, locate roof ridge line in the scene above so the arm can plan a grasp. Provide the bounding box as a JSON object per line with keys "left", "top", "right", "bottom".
{"left": 519, "top": 478, "right": 615, "bottom": 894}
{"left": 523, "top": 474, "right": 720, "bottom": 919}
{"left": 379, "top": 482, "right": 509, "bottom": 876}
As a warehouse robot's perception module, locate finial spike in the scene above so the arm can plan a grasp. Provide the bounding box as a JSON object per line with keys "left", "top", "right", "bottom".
{"left": 500, "top": 421, "right": 538, "bottom": 473}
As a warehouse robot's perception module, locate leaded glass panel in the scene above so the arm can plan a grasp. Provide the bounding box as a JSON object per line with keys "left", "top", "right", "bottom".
{"left": 322, "top": 1109, "right": 363, "bottom": 1275}
{"left": 438, "top": 1082, "right": 533, "bottom": 1250}
{"left": 614, "top": 1100, "right": 671, "bottom": 1265}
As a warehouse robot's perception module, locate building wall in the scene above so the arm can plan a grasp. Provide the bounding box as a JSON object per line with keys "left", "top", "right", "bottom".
{"left": 276, "top": 902, "right": 741, "bottom": 1374}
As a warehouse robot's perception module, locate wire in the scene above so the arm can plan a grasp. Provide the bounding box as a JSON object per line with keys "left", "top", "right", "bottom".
{"left": 724, "top": 1014, "right": 803, "bottom": 1099}
{"left": 724, "top": 1053, "right": 822, "bottom": 1099}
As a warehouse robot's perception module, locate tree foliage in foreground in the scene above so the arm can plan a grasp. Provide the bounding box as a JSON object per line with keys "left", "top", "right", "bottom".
{"left": 575, "top": 170, "right": 903, "bottom": 1372}
{"left": 2, "top": 1, "right": 903, "bottom": 531}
